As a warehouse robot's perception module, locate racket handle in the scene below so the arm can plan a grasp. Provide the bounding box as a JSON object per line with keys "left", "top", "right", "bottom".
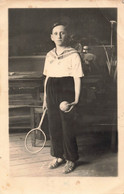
{"left": 38, "top": 108, "right": 47, "bottom": 128}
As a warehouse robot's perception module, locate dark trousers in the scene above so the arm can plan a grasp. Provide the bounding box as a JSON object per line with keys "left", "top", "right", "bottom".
{"left": 46, "top": 77, "right": 79, "bottom": 162}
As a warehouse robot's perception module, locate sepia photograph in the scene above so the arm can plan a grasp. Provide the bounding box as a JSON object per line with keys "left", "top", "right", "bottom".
{"left": 8, "top": 8, "right": 117, "bottom": 177}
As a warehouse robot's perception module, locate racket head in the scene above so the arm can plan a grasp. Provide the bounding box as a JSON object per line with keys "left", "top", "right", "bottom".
{"left": 24, "top": 128, "right": 46, "bottom": 154}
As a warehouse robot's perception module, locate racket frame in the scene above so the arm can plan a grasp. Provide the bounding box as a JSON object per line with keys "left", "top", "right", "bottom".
{"left": 24, "top": 108, "right": 47, "bottom": 154}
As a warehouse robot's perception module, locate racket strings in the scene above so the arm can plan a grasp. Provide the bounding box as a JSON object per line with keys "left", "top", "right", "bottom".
{"left": 25, "top": 128, "right": 46, "bottom": 153}
{"left": 25, "top": 108, "right": 47, "bottom": 154}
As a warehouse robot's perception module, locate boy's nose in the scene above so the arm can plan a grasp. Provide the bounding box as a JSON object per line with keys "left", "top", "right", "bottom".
{"left": 58, "top": 33, "right": 62, "bottom": 39}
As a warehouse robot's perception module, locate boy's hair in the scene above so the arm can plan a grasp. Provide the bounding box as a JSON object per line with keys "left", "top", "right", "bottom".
{"left": 51, "top": 21, "right": 69, "bottom": 34}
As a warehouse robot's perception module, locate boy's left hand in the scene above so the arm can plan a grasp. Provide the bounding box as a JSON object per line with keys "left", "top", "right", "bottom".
{"left": 69, "top": 101, "right": 78, "bottom": 106}
{"left": 64, "top": 101, "right": 78, "bottom": 113}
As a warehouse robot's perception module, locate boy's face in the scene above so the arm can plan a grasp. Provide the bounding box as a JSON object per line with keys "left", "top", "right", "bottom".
{"left": 51, "top": 25, "right": 68, "bottom": 47}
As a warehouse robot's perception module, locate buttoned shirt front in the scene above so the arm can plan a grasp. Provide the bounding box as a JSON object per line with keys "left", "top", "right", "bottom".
{"left": 43, "top": 47, "right": 84, "bottom": 78}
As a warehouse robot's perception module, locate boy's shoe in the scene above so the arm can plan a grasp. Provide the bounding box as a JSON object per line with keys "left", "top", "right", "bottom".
{"left": 48, "top": 157, "right": 65, "bottom": 169}
{"left": 63, "top": 160, "right": 76, "bottom": 174}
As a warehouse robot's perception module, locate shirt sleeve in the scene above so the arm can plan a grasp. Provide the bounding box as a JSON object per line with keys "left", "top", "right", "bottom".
{"left": 71, "top": 53, "right": 84, "bottom": 77}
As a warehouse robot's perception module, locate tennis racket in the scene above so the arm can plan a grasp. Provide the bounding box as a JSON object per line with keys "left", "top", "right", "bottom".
{"left": 24, "top": 108, "right": 47, "bottom": 154}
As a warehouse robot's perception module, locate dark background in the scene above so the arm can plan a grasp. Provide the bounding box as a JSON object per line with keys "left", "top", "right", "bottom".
{"left": 9, "top": 8, "right": 117, "bottom": 56}
{"left": 9, "top": 8, "right": 118, "bottom": 162}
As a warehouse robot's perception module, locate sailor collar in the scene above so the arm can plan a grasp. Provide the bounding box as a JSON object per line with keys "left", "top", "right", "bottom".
{"left": 48, "top": 47, "right": 78, "bottom": 60}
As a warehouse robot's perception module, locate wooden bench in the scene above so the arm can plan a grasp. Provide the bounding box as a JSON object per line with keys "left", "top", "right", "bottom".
{"left": 9, "top": 104, "right": 43, "bottom": 129}
{"left": 9, "top": 72, "right": 45, "bottom": 130}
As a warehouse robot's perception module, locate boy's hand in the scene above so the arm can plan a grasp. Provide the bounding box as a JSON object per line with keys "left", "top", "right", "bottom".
{"left": 64, "top": 101, "right": 78, "bottom": 113}
{"left": 69, "top": 101, "right": 78, "bottom": 106}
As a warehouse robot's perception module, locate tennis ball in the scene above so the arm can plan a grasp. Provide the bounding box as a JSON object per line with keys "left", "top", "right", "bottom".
{"left": 59, "top": 101, "right": 70, "bottom": 112}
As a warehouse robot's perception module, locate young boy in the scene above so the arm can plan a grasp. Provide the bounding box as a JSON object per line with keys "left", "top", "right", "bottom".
{"left": 43, "top": 22, "right": 84, "bottom": 174}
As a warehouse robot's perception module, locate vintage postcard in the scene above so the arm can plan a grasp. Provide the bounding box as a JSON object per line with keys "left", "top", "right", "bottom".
{"left": 0, "top": 0, "right": 124, "bottom": 193}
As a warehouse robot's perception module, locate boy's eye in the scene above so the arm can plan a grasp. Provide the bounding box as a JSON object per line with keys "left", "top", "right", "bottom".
{"left": 61, "top": 31, "right": 66, "bottom": 34}
{"left": 53, "top": 31, "right": 66, "bottom": 35}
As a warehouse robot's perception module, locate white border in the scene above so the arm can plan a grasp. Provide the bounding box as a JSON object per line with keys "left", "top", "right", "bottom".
{"left": 0, "top": 1, "right": 124, "bottom": 193}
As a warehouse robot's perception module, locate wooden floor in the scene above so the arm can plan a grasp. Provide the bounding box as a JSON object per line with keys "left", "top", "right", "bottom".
{"left": 9, "top": 132, "right": 117, "bottom": 177}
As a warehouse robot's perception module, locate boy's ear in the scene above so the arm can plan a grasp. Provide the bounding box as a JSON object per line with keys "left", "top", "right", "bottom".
{"left": 51, "top": 34, "right": 54, "bottom": 41}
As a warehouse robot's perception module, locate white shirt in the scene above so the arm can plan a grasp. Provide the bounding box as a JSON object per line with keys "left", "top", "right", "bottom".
{"left": 43, "top": 47, "right": 84, "bottom": 78}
